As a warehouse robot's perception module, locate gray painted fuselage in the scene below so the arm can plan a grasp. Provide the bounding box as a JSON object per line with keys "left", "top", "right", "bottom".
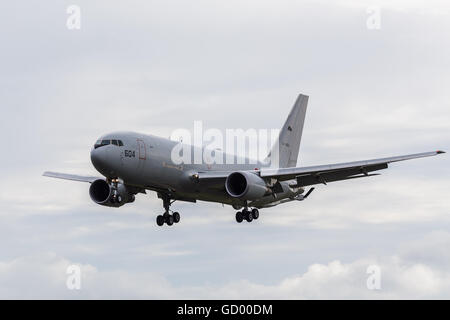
{"left": 91, "top": 131, "right": 302, "bottom": 208}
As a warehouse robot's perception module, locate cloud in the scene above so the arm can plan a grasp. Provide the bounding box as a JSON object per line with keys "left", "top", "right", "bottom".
{"left": 2, "top": 234, "right": 450, "bottom": 299}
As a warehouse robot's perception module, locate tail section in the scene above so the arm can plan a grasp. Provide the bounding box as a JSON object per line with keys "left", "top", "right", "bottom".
{"left": 266, "top": 94, "right": 309, "bottom": 168}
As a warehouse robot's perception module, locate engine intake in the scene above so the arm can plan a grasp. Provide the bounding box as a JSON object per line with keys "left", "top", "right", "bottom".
{"left": 225, "top": 171, "right": 268, "bottom": 200}
{"left": 89, "top": 179, "right": 134, "bottom": 207}
{"left": 89, "top": 179, "right": 111, "bottom": 204}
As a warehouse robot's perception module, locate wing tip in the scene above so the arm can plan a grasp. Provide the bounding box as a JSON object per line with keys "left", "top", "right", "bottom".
{"left": 437, "top": 150, "right": 446, "bottom": 154}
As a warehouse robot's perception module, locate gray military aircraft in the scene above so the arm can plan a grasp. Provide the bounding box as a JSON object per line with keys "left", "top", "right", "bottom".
{"left": 44, "top": 94, "right": 445, "bottom": 226}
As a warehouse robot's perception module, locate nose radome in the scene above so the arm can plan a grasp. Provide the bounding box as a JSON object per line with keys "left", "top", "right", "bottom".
{"left": 91, "top": 147, "right": 108, "bottom": 174}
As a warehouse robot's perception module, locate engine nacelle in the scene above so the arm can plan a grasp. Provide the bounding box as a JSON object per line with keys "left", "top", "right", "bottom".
{"left": 225, "top": 171, "right": 268, "bottom": 200}
{"left": 89, "top": 179, "right": 135, "bottom": 207}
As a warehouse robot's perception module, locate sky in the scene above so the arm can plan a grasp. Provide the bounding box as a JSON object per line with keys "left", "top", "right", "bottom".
{"left": 0, "top": 0, "right": 449, "bottom": 299}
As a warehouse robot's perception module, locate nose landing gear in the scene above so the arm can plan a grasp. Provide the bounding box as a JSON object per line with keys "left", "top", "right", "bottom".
{"left": 235, "top": 208, "right": 259, "bottom": 223}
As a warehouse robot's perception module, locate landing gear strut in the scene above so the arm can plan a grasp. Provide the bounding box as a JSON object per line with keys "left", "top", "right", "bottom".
{"left": 156, "top": 194, "right": 181, "bottom": 227}
{"left": 235, "top": 208, "right": 259, "bottom": 223}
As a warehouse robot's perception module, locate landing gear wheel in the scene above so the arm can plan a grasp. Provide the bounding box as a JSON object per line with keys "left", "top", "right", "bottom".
{"left": 173, "top": 212, "right": 181, "bottom": 223}
{"left": 251, "top": 208, "right": 259, "bottom": 220}
{"left": 235, "top": 211, "right": 244, "bottom": 223}
{"left": 246, "top": 211, "right": 253, "bottom": 222}
{"left": 156, "top": 215, "right": 164, "bottom": 226}
{"left": 166, "top": 215, "right": 174, "bottom": 226}
{"left": 158, "top": 195, "right": 181, "bottom": 226}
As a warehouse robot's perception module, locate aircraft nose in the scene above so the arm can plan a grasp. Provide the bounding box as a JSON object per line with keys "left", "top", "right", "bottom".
{"left": 90, "top": 147, "right": 109, "bottom": 174}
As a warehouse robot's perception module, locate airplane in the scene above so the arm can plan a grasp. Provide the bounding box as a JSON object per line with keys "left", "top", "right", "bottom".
{"left": 43, "top": 94, "right": 445, "bottom": 227}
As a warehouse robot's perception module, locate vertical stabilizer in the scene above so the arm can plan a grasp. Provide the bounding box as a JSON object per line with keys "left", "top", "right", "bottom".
{"left": 267, "top": 94, "right": 309, "bottom": 168}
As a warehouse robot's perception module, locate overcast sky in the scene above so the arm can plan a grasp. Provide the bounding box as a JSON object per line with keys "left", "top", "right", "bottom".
{"left": 0, "top": 0, "right": 449, "bottom": 299}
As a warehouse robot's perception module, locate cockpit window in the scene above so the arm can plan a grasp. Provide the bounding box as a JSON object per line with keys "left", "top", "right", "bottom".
{"left": 94, "top": 139, "right": 124, "bottom": 149}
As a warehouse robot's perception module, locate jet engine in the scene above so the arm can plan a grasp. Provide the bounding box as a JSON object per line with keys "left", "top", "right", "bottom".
{"left": 89, "top": 179, "right": 135, "bottom": 207}
{"left": 225, "top": 171, "right": 268, "bottom": 200}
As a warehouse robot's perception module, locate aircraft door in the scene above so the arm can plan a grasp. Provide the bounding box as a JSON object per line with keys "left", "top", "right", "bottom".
{"left": 137, "top": 139, "right": 146, "bottom": 160}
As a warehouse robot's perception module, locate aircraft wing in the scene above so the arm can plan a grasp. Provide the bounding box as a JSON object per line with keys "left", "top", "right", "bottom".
{"left": 260, "top": 150, "right": 445, "bottom": 186}
{"left": 43, "top": 171, "right": 100, "bottom": 183}
{"left": 197, "top": 151, "right": 445, "bottom": 187}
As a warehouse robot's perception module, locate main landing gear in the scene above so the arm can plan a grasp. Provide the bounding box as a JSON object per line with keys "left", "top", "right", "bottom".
{"left": 156, "top": 195, "right": 181, "bottom": 227}
{"left": 156, "top": 211, "right": 180, "bottom": 226}
{"left": 235, "top": 208, "right": 259, "bottom": 223}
